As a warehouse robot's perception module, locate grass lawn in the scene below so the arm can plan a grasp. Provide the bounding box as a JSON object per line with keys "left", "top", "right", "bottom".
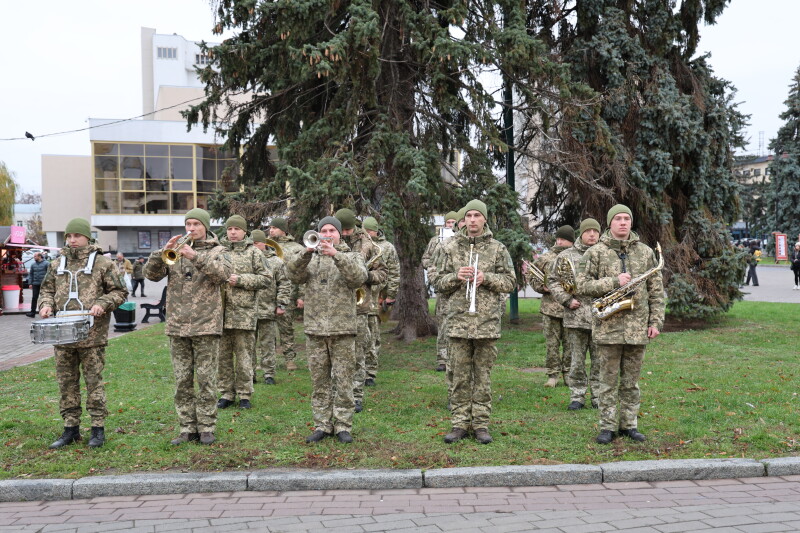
{"left": 1, "top": 299, "right": 799, "bottom": 480}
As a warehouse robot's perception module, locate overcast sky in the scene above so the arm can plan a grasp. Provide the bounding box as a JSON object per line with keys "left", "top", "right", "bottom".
{"left": 2, "top": 0, "right": 799, "bottom": 195}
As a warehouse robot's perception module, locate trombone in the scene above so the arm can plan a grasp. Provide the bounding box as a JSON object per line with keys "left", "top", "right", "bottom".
{"left": 465, "top": 244, "right": 479, "bottom": 314}
{"left": 162, "top": 232, "right": 193, "bottom": 265}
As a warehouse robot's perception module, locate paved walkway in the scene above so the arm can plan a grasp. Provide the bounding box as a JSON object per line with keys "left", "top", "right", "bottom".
{"left": 3, "top": 476, "right": 800, "bottom": 531}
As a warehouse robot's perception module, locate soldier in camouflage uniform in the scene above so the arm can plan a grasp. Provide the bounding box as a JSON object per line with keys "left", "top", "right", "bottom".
{"left": 286, "top": 216, "right": 368, "bottom": 443}
{"left": 269, "top": 217, "right": 306, "bottom": 371}
{"left": 335, "top": 209, "right": 387, "bottom": 413}
{"left": 547, "top": 219, "right": 601, "bottom": 410}
{"left": 39, "top": 218, "right": 128, "bottom": 449}
{"left": 250, "top": 229, "right": 292, "bottom": 385}
{"left": 422, "top": 210, "right": 459, "bottom": 372}
{"left": 576, "top": 204, "right": 665, "bottom": 444}
{"left": 217, "top": 215, "right": 270, "bottom": 410}
{"left": 362, "top": 216, "right": 399, "bottom": 386}
{"left": 434, "top": 200, "right": 516, "bottom": 445}
{"left": 533, "top": 225, "right": 575, "bottom": 387}
{"left": 145, "top": 208, "right": 232, "bottom": 445}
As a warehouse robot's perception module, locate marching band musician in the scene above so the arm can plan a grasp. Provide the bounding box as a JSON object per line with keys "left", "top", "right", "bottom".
{"left": 576, "top": 204, "right": 665, "bottom": 444}
{"left": 433, "top": 200, "right": 516, "bottom": 444}
{"left": 39, "top": 218, "right": 128, "bottom": 449}
{"left": 268, "top": 217, "right": 306, "bottom": 372}
{"left": 144, "top": 208, "right": 232, "bottom": 446}
{"left": 286, "top": 216, "right": 367, "bottom": 443}
{"left": 335, "top": 209, "right": 387, "bottom": 414}
{"left": 534, "top": 225, "right": 575, "bottom": 388}
{"left": 546, "top": 219, "right": 601, "bottom": 411}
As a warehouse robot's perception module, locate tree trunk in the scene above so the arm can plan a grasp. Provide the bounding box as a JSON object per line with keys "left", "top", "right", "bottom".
{"left": 391, "top": 224, "right": 437, "bottom": 342}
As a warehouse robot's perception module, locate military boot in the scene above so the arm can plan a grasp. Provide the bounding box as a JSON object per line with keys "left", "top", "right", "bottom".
{"left": 88, "top": 427, "right": 105, "bottom": 448}
{"left": 49, "top": 426, "right": 81, "bottom": 449}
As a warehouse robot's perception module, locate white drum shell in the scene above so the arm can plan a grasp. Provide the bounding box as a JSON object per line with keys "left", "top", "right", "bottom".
{"left": 30, "top": 317, "right": 91, "bottom": 345}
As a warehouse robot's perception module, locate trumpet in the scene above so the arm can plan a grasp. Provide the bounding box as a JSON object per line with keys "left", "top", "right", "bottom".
{"left": 162, "top": 232, "right": 193, "bottom": 265}
{"left": 465, "top": 244, "right": 479, "bottom": 314}
{"left": 303, "top": 230, "right": 324, "bottom": 249}
{"left": 264, "top": 238, "right": 284, "bottom": 260}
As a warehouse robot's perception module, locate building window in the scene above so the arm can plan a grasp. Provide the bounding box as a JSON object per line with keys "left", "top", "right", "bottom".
{"left": 157, "top": 47, "right": 177, "bottom": 60}
{"left": 753, "top": 169, "right": 761, "bottom": 176}
{"left": 195, "top": 53, "right": 211, "bottom": 65}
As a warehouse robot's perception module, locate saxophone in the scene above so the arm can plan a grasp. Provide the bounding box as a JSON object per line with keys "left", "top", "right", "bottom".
{"left": 592, "top": 243, "right": 663, "bottom": 320}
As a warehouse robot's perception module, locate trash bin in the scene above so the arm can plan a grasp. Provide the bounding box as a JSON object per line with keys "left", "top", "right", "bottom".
{"left": 113, "top": 301, "right": 137, "bottom": 332}
{"left": 2, "top": 286, "right": 21, "bottom": 310}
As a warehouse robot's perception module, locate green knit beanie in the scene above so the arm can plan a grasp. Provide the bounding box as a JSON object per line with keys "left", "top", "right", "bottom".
{"left": 269, "top": 217, "right": 289, "bottom": 233}
{"left": 362, "top": 216, "right": 379, "bottom": 231}
{"left": 251, "top": 229, "right": 267, "bottom": 243}
{"left": 225, "top": 215, "right": 248, "bottom": 231}
{"left": 444, "top": 211, "right": 458, "bottom": 223}
{"left": 455, "top": 207, "right": 467, "bottom": 223}
{"left": 463, "top": 199, "right": 488, "bottom": 220}
{"left": 578, "top": 218, "right": 601, "bottom": 238}
{"left": 185, "top": 208, "right": 211, "bottom": 231}
{"left": 64, "top": 218, "right": 92, "bottom": 239}
{"left": 318, "top": 216, "right": 342, "bottom": 234}
{"left": 607, "top": 204, "right": 633, "bottom": 226}
{"left": 334, "top": 208, "right": 358, "bottom": 230}
{"left": 555, "top": 225, "right": 575, "bottom": 243}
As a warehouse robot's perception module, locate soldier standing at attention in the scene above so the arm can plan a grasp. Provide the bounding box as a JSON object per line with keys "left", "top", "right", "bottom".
{"left": 335, "top": 208, "right": 387, "bottom": 413}
{"left": 217, "top": 215, "right": 270, "bottom": 410}
{"left": 268, "top": 217, "right": 305, "bottom": 371}
{"left": 422, "top": 210, "right": 459, "bottom": 372}
{"left": 145, "top": 208, "right": 232, "bottom": 445}
{"left": 576, "top": 204, "right": 665, "bottom": 444}
{"left": 362, "top": 216, "right": 400, "bottom": 387}
{"left": 286, "top": 216, "right": 367, "bottom": 443}
{"left": 250, "top": 229, "right": 292, "bottom": 385}
{"left": 39, "top": 218, "right": 128, "bottom": 449}
{"left": 547, "top": 219, "right": 601, "bottom": 410}
{"left": 434, "top": 200, "right": 516, "bottom": 444}
{"left": 534, "top": 225, "right": 575, "bottom": 388}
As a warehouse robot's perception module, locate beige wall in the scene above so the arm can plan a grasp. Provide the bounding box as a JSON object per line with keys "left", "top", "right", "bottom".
{"left": 154, "top": 86, "right": 251, "bottom": 122}
{"left": 41, "top": 155, "right": 116, "bottom": 250}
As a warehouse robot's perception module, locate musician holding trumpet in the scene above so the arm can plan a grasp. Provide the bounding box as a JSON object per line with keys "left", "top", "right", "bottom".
{"left": 576, "top": 204, "right": 665, "bottom": 445}
{"left": 434, "top": 200, "right": 516, "bottom": 444}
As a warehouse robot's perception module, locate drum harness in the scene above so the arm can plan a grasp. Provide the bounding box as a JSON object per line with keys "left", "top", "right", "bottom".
{"left": 53, "top": 251, "right": 98, "bottom": 327}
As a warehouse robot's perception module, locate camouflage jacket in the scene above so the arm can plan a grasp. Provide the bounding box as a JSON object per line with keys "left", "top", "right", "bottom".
{"left": 373, "top": 234, "right": 400, "bottom": 301}
{"left": 286, "top": 243, "right": 368, "bottom": 336}
{"left": 576, "top": 230, "right": 665, "bottom": 345}
{"left": 256, "top": 246, "right": 292, "bottom": 321}
{"left": 547, "top": 242, "right": 593, "bottom": 330}
{"left": 220, "top": 236, "right": 270, "bottom": 330}
{"left": 344, "top": 228, "right": 388, "bottom": 315}
{"left": 38, "top": 244, "right": 128, "bottom": 348}
{"left": 433, "top": 227, "right": 516, "bottom": 339}
{"left": 533, "top": 245, "right": 568, "bottom": 318}
{"left": 421, "top": 235, "right": 439, "bottom": 271}
{"left": 144, "top": 233, "right": 232, "bottom": 337}
{"left": 274, "top": 234, "right": 306, "bottom": 305}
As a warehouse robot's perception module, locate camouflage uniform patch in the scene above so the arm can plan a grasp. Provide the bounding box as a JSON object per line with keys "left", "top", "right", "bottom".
{"left": 448, "top": 338, "right": 497, "bottom": 430}
{"left": 170, "top": 335, "right": 219, "bottom": 433}
{"left": 564, "top": 328, "right": 599, "bottom": 404}
{"left": 254, "top": 247, "right": 291, "bottom": 376}
{"left": 353, "top": 314, "right": 371, "bottom": 402}
{"left": 219, "top": 328, "right": 256, "bottom": 400}
{"left": 542, "top": 314, "right": 567, "bottom": 378}
{"left": 274, "top": 234, "right": 306, "bottom": 362}
{"left": 307, "top": 334, "right": 357, "bottom": 434}
{"left": 365, "top": 314, "right": 380, "bottom": 381}
{"left": 595, "top": 344, "right": 646, "bottom": 431}
{"left": 255, "top": 318, "right": 278, "bottom": 378}
{"left": 55, "top": 346, "right": 108, "bottom": 427}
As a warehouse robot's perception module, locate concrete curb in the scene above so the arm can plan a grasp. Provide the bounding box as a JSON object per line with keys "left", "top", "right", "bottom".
{"left": 0, "top": 458, "right": 796, "bottom": 502}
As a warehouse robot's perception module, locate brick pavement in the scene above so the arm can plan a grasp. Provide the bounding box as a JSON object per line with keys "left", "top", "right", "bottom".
{"left": 3, "top": 476, "right": 800, "bottom": 531}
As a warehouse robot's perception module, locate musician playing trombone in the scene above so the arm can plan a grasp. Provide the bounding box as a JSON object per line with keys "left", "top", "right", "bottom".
{"left": 546, "top": 218, "right": 601, "bottom": 411}
{"left": 576, "top": 204, "right": 665, "bottom": 445}
{"left": 433, "top": 200, "right": 516, "bottom": 445}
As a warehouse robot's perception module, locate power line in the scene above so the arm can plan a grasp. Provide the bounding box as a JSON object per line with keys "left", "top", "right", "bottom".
{"left": 0, "top": 95, "right": 210, "bottom": 142}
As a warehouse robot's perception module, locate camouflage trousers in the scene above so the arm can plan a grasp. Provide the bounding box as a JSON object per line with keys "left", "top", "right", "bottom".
{"left": 307, "top": 334, "right": 356, "bottom": 434}
{"left": 565, "top": 328, "right": 599, "bottom": 405}
{"left": 366, "top": 314, "right": 380, "bottom": 381}
{"left": 449, "top": 337, "right": 498, "bottom": 430}
{"left": 595, "top": 343, "right": 646, "bottom": 432}
{"left": 169, "top": 335, "right": 219, "bottom": 434}
{"left": 353, "top": 315, "right": 371, "bottom": 403}
{"left": 276, "top": 308, "right": 297, "bottom": 363}
{"left": 254, "top": 318, "right": 278, "bottom": 378}
{"left": 435, "top": 296, "right": 448, "bottom": 367}
{"left": 54, "top": 345, "right": 107, "bottom": 427}
{"left": 542, "top": 314, "right": 567, "bottom": 378}
{"left": 219, "top": 328, "right": 255, "bottom": 401}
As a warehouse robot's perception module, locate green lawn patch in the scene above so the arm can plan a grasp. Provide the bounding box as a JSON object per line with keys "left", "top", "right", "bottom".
{"left": 1, "top": 299, "right": 798, "bottom": 479}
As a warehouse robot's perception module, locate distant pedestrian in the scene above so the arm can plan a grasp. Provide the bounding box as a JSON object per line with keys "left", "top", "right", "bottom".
{"left": 791, "top": 243, "right": 800, "bottom": 290}
{"left": 745, "top": 241, "right": 760, "bottom": 287}
{"left": 131, "top": 257, "right": 146, "bottom": 297}
{"left": 26, "top": 252, "right": 50, "bottom": 318}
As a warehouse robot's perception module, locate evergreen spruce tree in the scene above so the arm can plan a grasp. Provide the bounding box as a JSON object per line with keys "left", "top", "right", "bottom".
{"left": 524, "top": 0, "right": 747, "bottom": 319}
{"left": 186, "top": 0, "right": 567, "bottom": 339}
{"left": 766, "top": 66, "right": 800, "bottom": 246}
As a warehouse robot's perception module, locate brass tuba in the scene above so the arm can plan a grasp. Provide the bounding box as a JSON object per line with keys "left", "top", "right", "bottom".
{"left": 264, "top": 238, "right": 284, "bottom": 260}
{"left": 162, "top": 232, "right": 193, "bottom": 265}
{"left": 592, "top": 243, "right": 663, "bottom": 320}
{"left": 555, "top": 256, "right": 577, "bottom": 294}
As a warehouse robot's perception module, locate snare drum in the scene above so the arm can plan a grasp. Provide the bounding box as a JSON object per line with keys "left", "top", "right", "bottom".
{"left": 30, "top": 315, "right": 92, "bottom": 345}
